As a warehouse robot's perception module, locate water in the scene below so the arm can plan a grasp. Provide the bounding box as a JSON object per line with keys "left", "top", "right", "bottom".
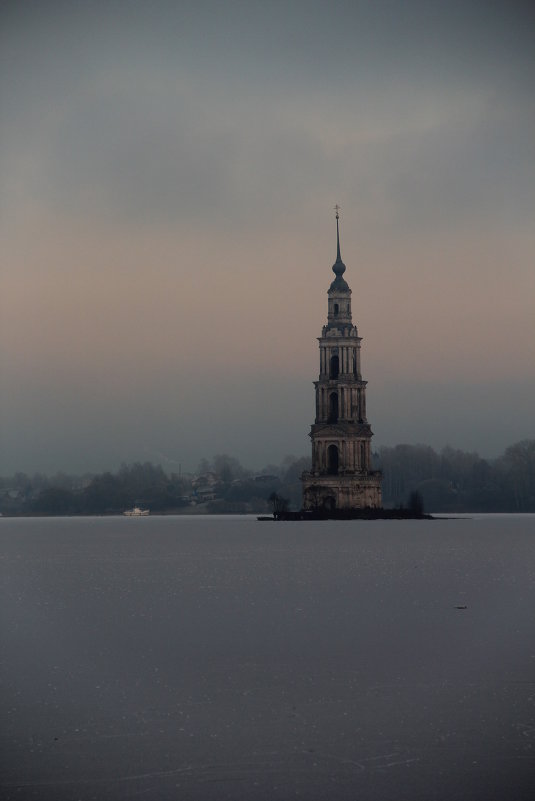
{"left": 1, "top": 514, "right": 534, "bottom": 800}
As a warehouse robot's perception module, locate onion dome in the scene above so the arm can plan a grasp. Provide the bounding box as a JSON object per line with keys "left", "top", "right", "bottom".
{"left": 330, "top": 207, "right": 350, "bottom": 292}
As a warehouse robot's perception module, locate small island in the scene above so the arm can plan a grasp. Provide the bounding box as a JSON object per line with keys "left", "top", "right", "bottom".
{"left": 261, "top": 490, "right": 432, "bottom": 521}
{"left": 261, "top": 508, "right": 434, "bottom": 521}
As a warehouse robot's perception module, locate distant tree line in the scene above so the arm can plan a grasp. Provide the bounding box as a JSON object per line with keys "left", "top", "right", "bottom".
{"left": 375, "top": 439, "right": 535, "bottom": 512}
{"left": 0, "top": 463, "right": 190, "bottom": 516}
{"left": 0, "top": 440, "right": 533, "bottom": 515}
{"left": 0, "top": 454, "right": 311, "bottom": 516}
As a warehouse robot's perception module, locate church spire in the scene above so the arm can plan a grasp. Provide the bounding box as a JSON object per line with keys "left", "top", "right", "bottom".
{"left": 301, "top": 212, "right": 382, "bottom": 512}
{"left": 332, "top": 205, "right": 346, "bottom": 278}
{"left": 335, "top": 204, "right": 342, "bottom": 259}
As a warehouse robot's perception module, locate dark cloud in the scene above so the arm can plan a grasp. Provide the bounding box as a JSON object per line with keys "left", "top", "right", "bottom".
{"left": 3, "top": 66, "right": 532, "bottom": 233}
{"left": 2, "top": 0, "right": 534, "bottom": 228}
{"left": 3, "top": 0, "right": 533, "bottom": 83}
{"left": 358, "top": 98, "right": 535, "bottom": 230}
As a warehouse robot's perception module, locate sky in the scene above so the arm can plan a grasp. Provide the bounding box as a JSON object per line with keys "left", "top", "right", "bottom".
{"left": 1, "top": 0, "right": 534, "bottom": 475}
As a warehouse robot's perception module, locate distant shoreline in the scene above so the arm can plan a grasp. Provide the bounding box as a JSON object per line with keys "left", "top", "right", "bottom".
{"left": 1, "top": 509, "right": 434, "bottom": 519}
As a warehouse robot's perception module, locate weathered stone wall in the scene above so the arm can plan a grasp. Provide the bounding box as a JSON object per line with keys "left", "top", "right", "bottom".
{"left": 302, "top": 472, "right": 382, "bottom": 511}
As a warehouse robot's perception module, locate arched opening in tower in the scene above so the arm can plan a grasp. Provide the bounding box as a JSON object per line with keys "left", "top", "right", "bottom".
{"left": 327, "top": 444, "right": 339, "bottom": 475}
{"left": 328, "top": 392, "right": 339, "bottom": 423}
{"left": 324, "top": 495, "right": 336, "bottom": 512}
{"left": 329, "top": 355, "right": 339, "bottom": 379}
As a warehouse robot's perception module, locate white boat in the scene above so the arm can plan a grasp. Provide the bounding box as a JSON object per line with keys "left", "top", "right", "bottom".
{"left": 123, "top": 507, "right": 150, "bottom": 516}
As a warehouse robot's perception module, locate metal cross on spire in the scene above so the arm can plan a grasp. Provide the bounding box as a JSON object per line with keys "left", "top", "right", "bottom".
{"left": 334, "top": 203, "right": 341, "bottom": 220}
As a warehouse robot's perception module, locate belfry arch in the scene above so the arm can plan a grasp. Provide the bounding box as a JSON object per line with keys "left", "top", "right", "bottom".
{"left": 329, "top": 355, "right": 339, "bottom": 379}
{"left": 327, "top": 444, "right": 339, "bottom": 475}
{"left": 328, "top": 392, "right": 338, "bottom": 423}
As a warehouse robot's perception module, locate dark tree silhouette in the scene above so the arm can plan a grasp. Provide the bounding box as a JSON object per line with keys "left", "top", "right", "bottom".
{"left": 268, "top": 492, "right": 289, "bottom": 519}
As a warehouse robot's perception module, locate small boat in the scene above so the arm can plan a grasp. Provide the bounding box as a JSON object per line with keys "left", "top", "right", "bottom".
{"left": 123, "top": 507, "right": 150, "bottom": 516}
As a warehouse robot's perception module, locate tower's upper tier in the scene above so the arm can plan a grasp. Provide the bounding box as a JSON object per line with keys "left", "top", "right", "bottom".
{"left": 326, "top": 211, "right": 353, "bottom": 328}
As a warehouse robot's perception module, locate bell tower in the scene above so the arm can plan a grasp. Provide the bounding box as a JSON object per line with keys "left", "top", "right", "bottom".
{"left": 301, "top": 209, "right": 382, "bottom": 512}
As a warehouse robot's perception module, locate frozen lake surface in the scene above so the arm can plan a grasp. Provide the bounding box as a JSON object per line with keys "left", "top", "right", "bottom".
{"left": 1, "top": 514, "right": 534, "bottom": 800}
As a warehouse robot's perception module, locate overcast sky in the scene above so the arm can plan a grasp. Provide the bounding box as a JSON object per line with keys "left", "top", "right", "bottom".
{"left": 1, "top": 0, "right": 534, "bottom": 474}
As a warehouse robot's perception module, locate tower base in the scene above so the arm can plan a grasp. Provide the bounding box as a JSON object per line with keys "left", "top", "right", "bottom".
{"left": 302, "top": 470, "right": 382, "bottom": 512}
